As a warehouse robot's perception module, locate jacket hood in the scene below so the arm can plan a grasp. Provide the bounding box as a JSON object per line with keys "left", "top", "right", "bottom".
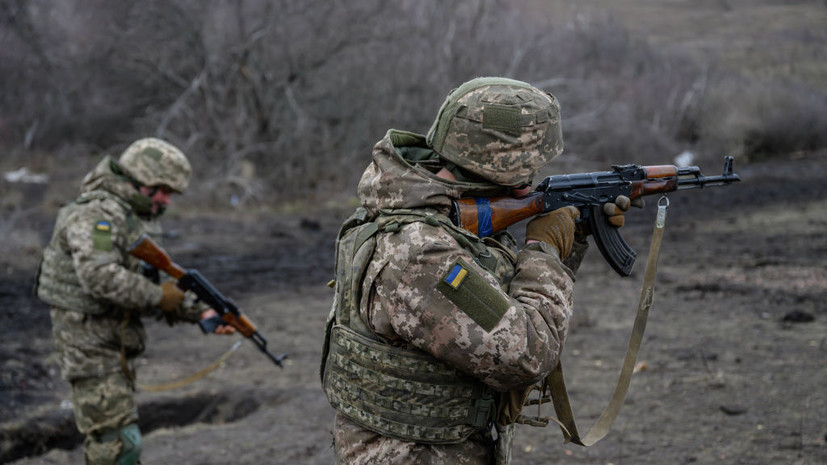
{"left": 358, "top": 130, "right": 507, "bottom": 217}
{"left": 80, "top": 156, "right": 144, "bottom": 206}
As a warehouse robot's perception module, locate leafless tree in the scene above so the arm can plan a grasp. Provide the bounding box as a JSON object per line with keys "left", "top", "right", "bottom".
{"left": 2, "top": 0, "right": 824, "bottom": 206}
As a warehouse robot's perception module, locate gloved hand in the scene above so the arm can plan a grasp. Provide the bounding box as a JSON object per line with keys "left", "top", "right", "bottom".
{"left": 603, "top": 195, "right": 644, "bottom": 228}
{"left": 200, "top": 309, "right": 236, "bottom": 335}
{"left": 525, "top": 206, "right": 580, "bottom": 258}
{"left": 158, "top": 281, "right": 185, "bottom": 312}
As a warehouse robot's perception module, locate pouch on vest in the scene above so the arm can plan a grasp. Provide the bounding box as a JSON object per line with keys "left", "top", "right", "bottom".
{"left": 320, "top": 207, "right": 497, "bottom": 444}
{"left": 320, "top": 207, "right": 379, "bottom": 381}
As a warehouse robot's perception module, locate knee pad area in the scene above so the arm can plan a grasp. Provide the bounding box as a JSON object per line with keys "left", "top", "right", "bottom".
{"left": 116, "top": 423, "right": 142, "bottom": 465}
{"left": 84, "top": 423, "right": 142, "bottom": 465}
{"left": 93, "top": 423, "right": 142, "bottom": 465}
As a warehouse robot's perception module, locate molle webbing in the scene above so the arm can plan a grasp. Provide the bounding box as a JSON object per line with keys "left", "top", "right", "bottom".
{"left": 35, "top": 190, "right": 137, "bottom": 315}
{"left": 37, "top": 246, "right": 112, "bottom": 314}
{"left": 324, "top": 325, "right": 494, "bottom": 443}
{"left": 322, "top": 206, "right": 501, "bottom": 443}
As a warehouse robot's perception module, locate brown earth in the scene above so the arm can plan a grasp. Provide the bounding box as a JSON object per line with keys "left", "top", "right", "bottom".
{"left": 1, "top": 0, "right": 826, "bottom": 463}
{"left": 1, "top": 152, "right": 825, "bottom": 465}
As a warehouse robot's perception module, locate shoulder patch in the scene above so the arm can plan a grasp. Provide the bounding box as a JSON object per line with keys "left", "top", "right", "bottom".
{"left": 92, "top": 220, "right": 113, "bottom": 251}
{"left": 444, "top": 263, "right": 469, "bottom": 289}
{"left": 436, "top": 258, "right": 510, "bottom": 332}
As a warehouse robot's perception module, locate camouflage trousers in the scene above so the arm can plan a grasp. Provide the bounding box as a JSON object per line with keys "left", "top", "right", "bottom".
{"left": 71, "top": 372, "right": 140, "bottom": 465}
{"left": 333, "top": 413, "right": 494, "bottom": 464}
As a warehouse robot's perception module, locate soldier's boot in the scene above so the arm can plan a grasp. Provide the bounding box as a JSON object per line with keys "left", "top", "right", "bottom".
{"left": 86, "top": 423, "right": 142, "bottom": 465}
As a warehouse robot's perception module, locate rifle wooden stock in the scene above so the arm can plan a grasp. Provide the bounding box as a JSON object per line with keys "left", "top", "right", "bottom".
{"left": 128, "top": 234, "right": 186, "bottom": 279}
{"left": 453, "top": 193, "right": 545, "bottom": 237}
{"left": 222, "top": 313, "right": 257, "bottom": 338}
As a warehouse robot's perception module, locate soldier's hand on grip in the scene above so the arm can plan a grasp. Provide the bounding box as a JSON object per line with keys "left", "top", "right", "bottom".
{"left": 158, "top": 281, "right": 185, "bottom": 312}
{"left": 200, "top": 309, "right": 236, "bottom": 335}
{"left": 602, "top": 195, "right": 644, "bottom": 228}
{"left": 525, "top": 206, "right": 580, "bottom": 258}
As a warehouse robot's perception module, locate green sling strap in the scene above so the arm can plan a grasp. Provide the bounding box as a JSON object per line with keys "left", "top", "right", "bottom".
{"left": 519, "top": 197, "right": 670, "bottom": 446}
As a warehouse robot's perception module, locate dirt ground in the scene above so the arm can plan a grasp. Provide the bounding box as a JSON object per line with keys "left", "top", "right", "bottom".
{"left": 1, "top": 152, "right": 825, "bottom": 465}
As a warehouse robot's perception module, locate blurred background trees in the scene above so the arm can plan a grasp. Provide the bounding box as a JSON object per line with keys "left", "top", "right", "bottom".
{"left": 1, "top": 0, "right": 825, "bottom": 208}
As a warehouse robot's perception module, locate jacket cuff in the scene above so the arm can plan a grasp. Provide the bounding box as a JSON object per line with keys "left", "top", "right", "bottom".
{"left": 521, "top": 241, "right": 575, "bottom": 281}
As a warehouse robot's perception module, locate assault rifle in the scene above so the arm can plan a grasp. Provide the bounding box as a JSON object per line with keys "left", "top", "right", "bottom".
{"left": 128, "top": 234, "right": 287, "bottom": 367}
{"left": 450, "top": 156, "right": 740, "bottom": 276}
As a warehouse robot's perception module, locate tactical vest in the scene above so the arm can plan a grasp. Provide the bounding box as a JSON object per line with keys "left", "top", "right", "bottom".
{"left": 321, "top": 206, "right": 517, "bottom": 444}
{"left": 35, "top": 191, "right": 141, "bottom": 314}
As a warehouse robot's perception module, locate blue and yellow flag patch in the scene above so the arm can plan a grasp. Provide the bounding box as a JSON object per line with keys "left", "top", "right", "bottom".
{"left": 437, "top": 258, "right": 510, "bottom": 332}
{"left": 444, "top": 263, "right": 468, "bottom": 289}
{"left": 92, "top": 220, "right": 113, "bottom": 251}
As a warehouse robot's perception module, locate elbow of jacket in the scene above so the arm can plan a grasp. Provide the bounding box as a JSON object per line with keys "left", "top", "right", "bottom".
{"left": 489, "top": 350, "right": 559, "bottom": 392}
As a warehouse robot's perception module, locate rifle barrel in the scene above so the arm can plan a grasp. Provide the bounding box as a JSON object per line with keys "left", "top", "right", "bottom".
{"left": 677, "top": 156, "right": 740, "bottom": 188}
{"left": 250, "top": 332, "right": 287, "bottom": 367}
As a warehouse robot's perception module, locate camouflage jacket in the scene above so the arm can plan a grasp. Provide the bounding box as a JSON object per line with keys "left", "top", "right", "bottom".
{"left": 330, "top": 130, "right": 582, "bottom": 464}
{"left": 38, "top": 156, "right": 202, "bottom": 380}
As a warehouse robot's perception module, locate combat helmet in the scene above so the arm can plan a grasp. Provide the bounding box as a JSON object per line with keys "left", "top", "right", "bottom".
{"left": 118, "top": 138, "right": 191, "bottom": 193}
{"left": 426, "top": 77, "right": 563, "bottom": 187}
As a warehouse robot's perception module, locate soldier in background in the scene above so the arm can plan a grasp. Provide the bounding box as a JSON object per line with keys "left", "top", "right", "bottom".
{"left": 35, "top": 138, "right": 233, "bottom": 465}
{"left": 321, "top": 77, "right": 631, "bottom": 464}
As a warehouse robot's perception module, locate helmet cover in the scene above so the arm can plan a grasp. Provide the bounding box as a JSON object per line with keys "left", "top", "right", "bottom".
{"left": 426, "top": 77, "right": 563, "bottom": 187}
{"left": 118, "top": 138, "right": 191, "bottom": 192}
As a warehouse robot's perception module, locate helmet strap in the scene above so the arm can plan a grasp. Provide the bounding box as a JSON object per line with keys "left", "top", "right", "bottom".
{"left": 112, "top": 158, "right": 164, "bottom": 217}
{"left": 109, "top": 158, "right": 137, "bottom": 184}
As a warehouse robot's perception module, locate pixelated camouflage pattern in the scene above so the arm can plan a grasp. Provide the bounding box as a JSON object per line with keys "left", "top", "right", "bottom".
{"left": 331, "top": 134, "right": 576, "bottom": 463}
{"left": 324, "top": 320, "right": 495, "bottom": 444}
{"left": 565, "top": 234, "right": 590, "bottom": 274}
{"left": 70, "top": 373, "right": 139, "bottom": 464}
{"left": 364, "top": 222, "right": 573, "bottom": 391}
{"left": 426, "top": 77, "right": 563, "bottom": 187}
{"left": 118, "top": 137, "right": 191, "bottom": 192}
{"left": 39, "top": 157, "right": 163, "bottom": 315}
{"left": 322, "top": 205, "right": 498, "bottom": 444}
{"left": 39, "top": 156, "right": 203, "bottom": 381}
{"left": 71, "top": 372, "right": 138, "bottom": 434}
{"left": 358, "top": 130, "right": 507, "bottom": 217}
{"left": 334, "top": 413, "right": 493, "bottom": 465}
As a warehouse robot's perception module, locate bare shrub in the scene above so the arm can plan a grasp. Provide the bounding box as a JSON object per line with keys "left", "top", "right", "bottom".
{"left": 522, "top": 14, "right": 705, "bottom": 166}
{"left": 698, "top": 75, "right": 827, "bottom": 161}
{"left": 1, "top": 0, "right": 825, "bottom": 209}
{"left": 0, "top": 0, "right": 205, "bottom": 151}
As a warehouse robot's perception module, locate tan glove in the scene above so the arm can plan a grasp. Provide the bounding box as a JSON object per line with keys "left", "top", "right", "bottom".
{"left": 158, "top": 281, "right": 185, "bottom": 312}
{"left": 603, "top": 195, "right": 645, "bottom": 227}
{"left": 525, "top": 206, "right": 580, "bottom": 258}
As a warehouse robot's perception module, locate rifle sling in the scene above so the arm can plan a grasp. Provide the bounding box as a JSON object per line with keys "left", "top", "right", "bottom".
{"left": 118, "top": 323, "right": 242, "bottom": 393}
{"left": 136, "top": 341, "right": 242, "bottom": 392}
{"left": 546, "top": 199, "right": 668, "bottom": 446}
